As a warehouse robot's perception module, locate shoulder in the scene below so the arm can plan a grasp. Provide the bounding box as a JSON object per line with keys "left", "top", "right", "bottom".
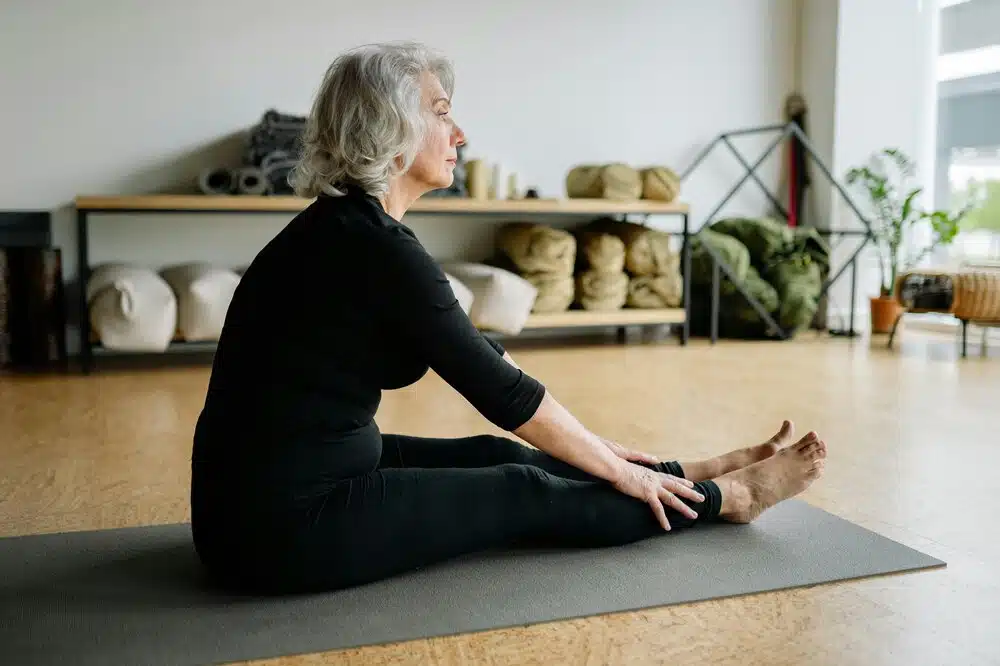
{"left": 312, "top": 187, "right": 401, "bottom": 235}
{"left": 308, "top": 189, "right": 436, "bottom": 274}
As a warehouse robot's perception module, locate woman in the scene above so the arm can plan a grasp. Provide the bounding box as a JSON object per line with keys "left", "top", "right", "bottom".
{"left": 190, "top": 42, "right": 827, "bottom": 594}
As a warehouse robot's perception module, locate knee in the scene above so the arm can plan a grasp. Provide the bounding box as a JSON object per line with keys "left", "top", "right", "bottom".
{"left": 495, "top": 461, "right": 559, "bottom": 490}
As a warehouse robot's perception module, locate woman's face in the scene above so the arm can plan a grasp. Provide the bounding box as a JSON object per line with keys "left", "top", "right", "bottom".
{"left": 406, "top": 71, "right": 465, "bottom": 191}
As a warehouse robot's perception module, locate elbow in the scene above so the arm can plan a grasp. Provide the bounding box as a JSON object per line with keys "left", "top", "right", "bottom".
{"left": 504, "top": 383, "right": 547, "bottom": 433}
{"left": 493, "top": 380, "right": 546, "bottom": 433}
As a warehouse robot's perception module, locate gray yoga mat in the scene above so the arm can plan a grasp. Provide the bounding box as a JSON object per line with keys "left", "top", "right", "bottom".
{"left": 0, "top": 500, "right": 943, "bottom": 666}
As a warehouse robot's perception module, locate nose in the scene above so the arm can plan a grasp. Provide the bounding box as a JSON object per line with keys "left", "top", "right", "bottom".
{"left": 452, "top": 123, "right": 466, "bottom": 147}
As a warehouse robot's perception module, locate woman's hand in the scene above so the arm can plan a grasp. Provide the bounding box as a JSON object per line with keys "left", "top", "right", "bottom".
{"left": 601, "top": 437, "right": 660, "bottom": 465}
{"left": 610, "top": 462, "right": 704, "bottom": 531}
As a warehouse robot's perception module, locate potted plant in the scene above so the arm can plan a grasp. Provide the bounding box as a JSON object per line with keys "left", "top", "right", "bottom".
{"left": 845, "top": 148, "right": 971, "bottom": 333}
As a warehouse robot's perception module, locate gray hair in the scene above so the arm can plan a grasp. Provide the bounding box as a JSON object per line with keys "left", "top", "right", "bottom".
{"left": 288, "top": 42, "right": 455, "bottom": 200}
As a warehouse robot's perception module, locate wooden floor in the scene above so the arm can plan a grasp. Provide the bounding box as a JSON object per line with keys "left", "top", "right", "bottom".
{"left": 2, "top": 330, "right": 998, "bottom": 665}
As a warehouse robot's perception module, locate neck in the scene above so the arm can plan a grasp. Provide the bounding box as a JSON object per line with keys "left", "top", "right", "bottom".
{"left": 379, "top": 176, "right": 425, "bottom": 221}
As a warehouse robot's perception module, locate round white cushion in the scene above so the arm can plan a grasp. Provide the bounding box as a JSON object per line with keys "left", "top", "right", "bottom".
{"left": 444, "top": 271, "right": 475, "bottom": 315}
{"left": 160, "top": 263, "right": 241, "bottom": 341}
{"left": 86, "top": 263, "right": 177, "bottom": 351}
{"left": 440, "top": 262, "right": 537, "bottom": 334}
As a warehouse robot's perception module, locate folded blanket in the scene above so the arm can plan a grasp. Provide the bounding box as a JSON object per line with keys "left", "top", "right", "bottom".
{"left": 641, "top": 167, "right": 681, "bottom": 202}
{"left": 566, "top": 164, "right": 643, "bottom": 201}
{"left": 576, "top": 270, "right": 628, "bottom": 311}
{"left": 626, "top": 274, "right": 683, "bottom": 308}
{"left": 523, "top": 272, "right": 574, "bottom": 313}
{"left": 496, "top": 223, "right": 576, "bottom": 276}
{"left": 584, "top": 218, "right": 677, "bottom": 276}
{"left": 574, "top": 230, "right": 626, "bottom": 274}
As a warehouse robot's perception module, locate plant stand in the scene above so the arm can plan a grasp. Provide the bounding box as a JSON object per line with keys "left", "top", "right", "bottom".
{"left": 678, "top": 122, "right": 876, "bottom": 340}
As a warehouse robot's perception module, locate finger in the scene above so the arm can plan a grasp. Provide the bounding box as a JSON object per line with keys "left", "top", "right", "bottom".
{"left": 666, "top": 480, "right": 705, "bottom": 503}
{"left": 661, "top": 473, "right": 696, "bottom": 489}
{"left": 649, "top": 496, "right": 671, "bottom": 531}
{"left": 628, "top": 450, "right": 659, "bottom": 464}
{"left": 660, "top": 488, "right": 699, "bottom": 520}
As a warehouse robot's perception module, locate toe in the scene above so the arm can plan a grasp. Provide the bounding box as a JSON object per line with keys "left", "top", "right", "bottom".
{"left": 792, "top": 432, "right": 819, "bottom": 451}
{"left": 800, "top": 441, "right": 823, "bottom": 459}
{"left": 770, "top": 420, "right": 794, "bottom": 443}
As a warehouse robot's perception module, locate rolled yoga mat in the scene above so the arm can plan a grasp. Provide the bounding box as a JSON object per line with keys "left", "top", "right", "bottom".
{"left": 0, "top": 500, "right": 943, "bottom": 666}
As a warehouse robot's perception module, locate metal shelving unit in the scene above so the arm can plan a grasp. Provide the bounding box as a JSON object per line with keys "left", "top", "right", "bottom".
{"left": 74, "top": 194, "right": 692, "bottom": 373}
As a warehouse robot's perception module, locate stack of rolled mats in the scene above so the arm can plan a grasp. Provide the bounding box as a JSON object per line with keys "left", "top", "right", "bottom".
{"left": 198, "top": 109, "right": 307, "bottom": 196}
{"left": 493, "top": 223, "right": 576, "bottom": 313}
{"left": 580, "top": 218, "right": 683, "bottom": 309}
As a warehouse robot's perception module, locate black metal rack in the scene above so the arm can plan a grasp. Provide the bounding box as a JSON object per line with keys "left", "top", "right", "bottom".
{"left": 677, "top": 121, "right": 877, "bottom": 342}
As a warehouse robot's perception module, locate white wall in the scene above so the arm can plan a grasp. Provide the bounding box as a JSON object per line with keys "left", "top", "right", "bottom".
{"left": 1, "top": 0, "right": 797, "bottom": 342}
{"left": 793, "top": 0, "right": 941, "bottom": 327}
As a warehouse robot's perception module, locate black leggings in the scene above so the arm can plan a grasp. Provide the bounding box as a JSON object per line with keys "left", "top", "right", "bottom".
{"left": 194, "top": 431, "right": 722, "bottom": 594}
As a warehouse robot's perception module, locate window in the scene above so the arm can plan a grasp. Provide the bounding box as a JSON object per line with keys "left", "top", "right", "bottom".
{"left": 939, "top": 146, "right": 1000, "bottom": 265}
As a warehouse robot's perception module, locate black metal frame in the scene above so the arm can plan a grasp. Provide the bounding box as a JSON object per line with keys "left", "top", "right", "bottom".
{"left": 75, "top": 203, "right": 691, "bottom": 373}
{"left": 0, "top": 211, "right": 52, "bottom": 248}
{"left": 678, "top": 122, "right": 878, "bottom": 342}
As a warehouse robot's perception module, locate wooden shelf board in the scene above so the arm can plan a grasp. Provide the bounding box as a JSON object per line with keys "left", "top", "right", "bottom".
{"left": 90, "top": 308, "right": 686, "bottom": 353}
{"left": 74, "top": 194, "right": 689, "bottom": 215}
{"left": 520, "top": 307, "right": 685, "bottom": 329}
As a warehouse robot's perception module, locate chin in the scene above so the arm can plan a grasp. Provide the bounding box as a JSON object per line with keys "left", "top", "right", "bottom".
{"left": 432, "top": 171, "right": 454, "bottom": 189}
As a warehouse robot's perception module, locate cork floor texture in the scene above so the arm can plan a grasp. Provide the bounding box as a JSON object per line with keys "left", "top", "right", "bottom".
{"left": 2, "top": 330, "right": 997, "bottom": 665}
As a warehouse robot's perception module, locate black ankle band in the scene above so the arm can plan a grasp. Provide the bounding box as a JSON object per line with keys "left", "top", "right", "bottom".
{"left": 695, "top": 480, "right": 723, "bottom": 520}
{"left": 659, "top": 460, "right": 685, "bottom": 479}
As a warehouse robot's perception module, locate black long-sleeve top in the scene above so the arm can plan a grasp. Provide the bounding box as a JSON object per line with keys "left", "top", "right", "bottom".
{"left": 192, "top": 185, "right": 546, "bottom": 474}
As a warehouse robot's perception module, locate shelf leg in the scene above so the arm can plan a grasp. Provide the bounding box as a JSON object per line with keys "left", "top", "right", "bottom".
{"left": 76, "top": 208, "right": 92, "bottom": 374}
{"left": 682, "top": 213, "right": 691, "bottom": 346}
{"left": 711, "top": 257, "right": 720, "bottom": 344}
{"left": 849, "top": 258, "right": 858, "bottom": 336}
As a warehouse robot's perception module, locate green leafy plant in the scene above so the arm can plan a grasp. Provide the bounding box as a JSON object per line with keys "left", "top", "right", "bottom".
{"left": 845, "top": 148, "right": 973, "bottom": 297}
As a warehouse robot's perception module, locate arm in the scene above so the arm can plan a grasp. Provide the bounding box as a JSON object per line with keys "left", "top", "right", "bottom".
{"left": 486, "top": 331, "right": 634, "bottom": 481}
{"left": 364, "top": 225, "right": 544, "bottom": 431}
{"left": 513, "top": 391, "right": 627, "bottom": 483}
{"left": 495, "top": 344, "right": 660, "bottom": 466}
{"left": 363, "top": 226, "right": 628, "bottom": 483}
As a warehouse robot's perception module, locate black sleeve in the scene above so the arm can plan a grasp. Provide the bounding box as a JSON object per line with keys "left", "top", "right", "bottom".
{"left": 483, "top": 335, "right": 506, "bottom": 357}
{"left": 362, "top": 225, "right": 544, "bottom": 431}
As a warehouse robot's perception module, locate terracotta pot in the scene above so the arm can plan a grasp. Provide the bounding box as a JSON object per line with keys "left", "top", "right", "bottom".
{"left": 869, "top": 295, "right": 902, "bottom": 334}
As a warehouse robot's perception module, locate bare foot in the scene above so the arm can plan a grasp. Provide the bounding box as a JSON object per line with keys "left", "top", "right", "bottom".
{"left": 680, "top": 420, "right": 795, "bottom": 482}
{"left": 715, "top": 431, "right": 827, "bottom": 523}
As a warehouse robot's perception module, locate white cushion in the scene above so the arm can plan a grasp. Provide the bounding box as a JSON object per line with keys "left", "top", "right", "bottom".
{"left": 443, "top": 272, "right": 475, "bottom": 315}
{"left": 440, "top": 262, "right": 537, "bottom": 334}
{"left": 160, "top": 262, "right": 241, "bottom": 341}
{"left": 86, "top": 263, "right": 177, "bottom": 351}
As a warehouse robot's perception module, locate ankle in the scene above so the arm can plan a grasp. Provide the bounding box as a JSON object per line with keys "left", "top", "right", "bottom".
{"left": 716, "top": 474, "right": 746, "bottom": 517}
{"left": 675, "top": 459, "right": 720, "bottom": 484}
